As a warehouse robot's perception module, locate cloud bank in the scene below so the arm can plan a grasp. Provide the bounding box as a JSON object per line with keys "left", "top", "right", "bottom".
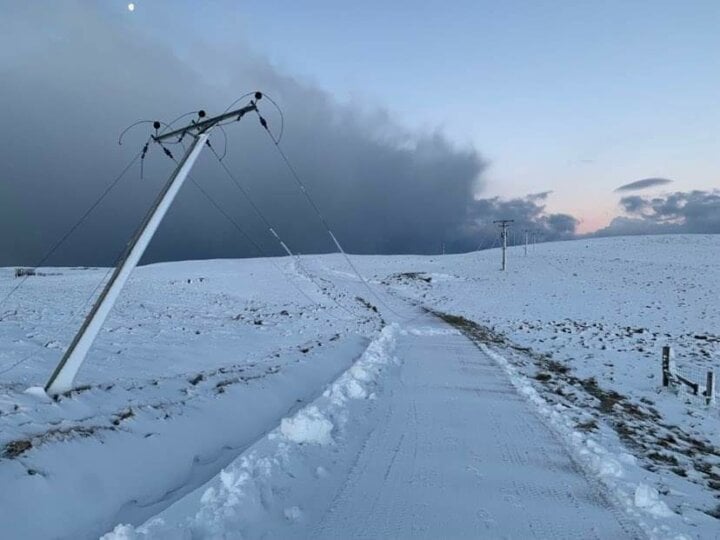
{"left": 596, "top": 190, "right": 720, "bottom": 236}
{"left": 452, "top": 192, "right": 579, "bottom": 250}
{"left": 3, "top": 3, "right": 712, "bottom": 269}
{"left": 0, "top": 2, "right": 486, "bottom": 266}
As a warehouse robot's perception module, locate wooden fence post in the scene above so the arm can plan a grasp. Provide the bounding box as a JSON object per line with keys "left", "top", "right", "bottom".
{"left": 662, "top": 346, "right": 671, "bottom": 387}
{"left": 706, "top": 371, "right": 715, "bottom": 406}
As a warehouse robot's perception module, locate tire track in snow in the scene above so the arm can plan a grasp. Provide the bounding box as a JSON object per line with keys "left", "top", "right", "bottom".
{"left": 104, "top": 315, "right": 645, "bottom": 539}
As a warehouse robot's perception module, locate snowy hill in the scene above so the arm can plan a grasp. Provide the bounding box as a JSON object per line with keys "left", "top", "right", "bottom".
{"left": 0, "top": 235, "right": 718, "bottom": 539}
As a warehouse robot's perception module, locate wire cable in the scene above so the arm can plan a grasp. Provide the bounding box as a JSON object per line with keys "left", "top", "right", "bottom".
{"left": 256, "top": 123, "right": 420, "bottom": 321}
{"left": 119, "top": 120, "right": 175, "bottom": 146}
{"left": 187, "top": 175, "right": 362, "bottom": 322}
{"left": 205, "top": 142, "right": 366, "bottom": 319}
{"left": 0, "top": 149, "right": 144, "bottom": 311}
{"left": 156, "top": 146, "right": 364, "bottom": 322}
{"left": 214, "top": 125, "right": 229, "bottom": 161}
{"left": 476, "top": 231, "right": 496, "bottom": 251}
{"left": 0, "top": 265, "right": 116, "bottom": 376}
{"left": 222, "top": 92, "right": 258, "bottom": 115}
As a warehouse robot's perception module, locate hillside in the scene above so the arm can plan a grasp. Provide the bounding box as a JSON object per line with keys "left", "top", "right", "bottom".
{"left": 0, "top": 235, "right": 718, "bottom": 539}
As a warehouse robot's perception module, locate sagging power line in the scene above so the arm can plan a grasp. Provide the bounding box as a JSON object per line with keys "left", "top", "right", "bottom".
{"left": 41, "top": 90, "right": 405, "bottom": 395}
{"left": 204, "top": 142, "right": 367, "bottom": 320}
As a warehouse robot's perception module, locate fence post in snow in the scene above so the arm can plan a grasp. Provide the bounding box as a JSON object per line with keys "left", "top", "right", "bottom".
{"left": 662, "top": 346, "right": 672, "bottom": 387}
{"left": 706, "top": 371, "right": 715, "bottom": 406}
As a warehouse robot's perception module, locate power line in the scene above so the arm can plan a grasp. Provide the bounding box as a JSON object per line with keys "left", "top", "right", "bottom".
{"left": 0, "top": 265, "right": 117, "bottom": 376}
{"left": 255, "top": 120, "right": 419, "bottom": 321}
{"left": 476, "top": 231, "right": 497, "bottom": 251}
{"left": 204, "top": 142, "right": 367, "bottom": 319}
{"left": 0, "top": 148, "right": 144, "bottom": 312}
{"left": 188, "top": 175, "right": 364, "bottom": 322}
{"left": 155, "top": 143, "right": 365, "bottom": 322}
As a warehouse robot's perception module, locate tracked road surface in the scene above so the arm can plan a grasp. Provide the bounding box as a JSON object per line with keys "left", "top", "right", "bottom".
{"left": 311, "top": 317, "right": 641, "bottom": 539}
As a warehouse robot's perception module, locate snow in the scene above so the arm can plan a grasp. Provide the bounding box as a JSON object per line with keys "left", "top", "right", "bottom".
{"left": 479, "top": 343, "right": 684, "bottom": 539}
{"left": 635, "top": 484, "right": 675, "bottom": 519}
{"left": 101, "top": 323, "right": 401, "bottom": 539}
{"left": 0, "top": 234, "right": 718, "bottom": 539}
{"left": 103, "top": 315, "right": 640, "bottom": 539}
{"left": 23, "top": 386, "right": 51, "bottom": 402}
{"left": 280, "top": 406, "right": 334, "bottom": 445}
{"left": 0, "top": 258, "right": 380, "bottom": 539}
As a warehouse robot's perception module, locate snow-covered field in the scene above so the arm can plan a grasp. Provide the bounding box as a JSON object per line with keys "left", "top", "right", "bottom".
{"left": 1, "top": 235, "right": 718, "bottom": 539}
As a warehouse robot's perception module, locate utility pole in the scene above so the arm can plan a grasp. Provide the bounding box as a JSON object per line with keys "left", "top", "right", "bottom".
{"left": 45, "top": 97, "right": 261, "bottom": 395}
{"left": 523, "top": 229, "right": 529, "bottom": 257}
{"left": 493, "top": 219, "right": 514, "bottom": 271}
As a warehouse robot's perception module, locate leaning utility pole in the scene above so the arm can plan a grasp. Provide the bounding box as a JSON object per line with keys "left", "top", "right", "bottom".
{"left": 45, "top": 97, "right": 262, "bottom": 395}
{"left": 493, "top": 219, "right": 514, "bottom": 271}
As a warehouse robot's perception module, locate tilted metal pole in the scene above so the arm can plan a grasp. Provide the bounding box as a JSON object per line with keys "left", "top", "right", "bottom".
{"left": 45, "top": 134, "right": 209, "bottom": 394}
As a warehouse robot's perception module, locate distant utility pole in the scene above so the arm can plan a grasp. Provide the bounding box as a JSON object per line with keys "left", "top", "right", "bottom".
{"left": 493, "top": 219, "right": 514, "bottom": 271}
{"left": 523, "top": 229, "right": 529, "bottom": 257}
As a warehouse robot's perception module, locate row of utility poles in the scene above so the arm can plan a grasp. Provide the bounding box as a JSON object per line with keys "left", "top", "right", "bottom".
{"left": 492, "top": 220, "right": 539, "bottom": 271}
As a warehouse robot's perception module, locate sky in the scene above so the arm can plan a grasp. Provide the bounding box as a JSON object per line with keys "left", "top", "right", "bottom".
{"left": 128, "top": 0, "right": 719, "bottom": 232}
{"left": 0, "top": 1, "right": 718, "bottom": 266}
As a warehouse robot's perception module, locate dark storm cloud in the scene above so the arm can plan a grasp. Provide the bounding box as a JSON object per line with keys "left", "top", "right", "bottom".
{"left": 596, "top": 190, "right": 720, "bottom": 236}
{"left": 614, "top": 177, "right": 673, "bottom": 192}
{"left": 618, "top": 195, "right": 647, "bottom": 214}
{"left": 451, "top": 192, "right": 579, "bottom": 250}
{"left": 0, "top": 2, "right": 485, "bottom": 266}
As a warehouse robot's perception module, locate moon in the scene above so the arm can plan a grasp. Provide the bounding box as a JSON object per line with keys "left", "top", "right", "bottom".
{"left": 128, "top": 3, "right": 135, "bottom": 11}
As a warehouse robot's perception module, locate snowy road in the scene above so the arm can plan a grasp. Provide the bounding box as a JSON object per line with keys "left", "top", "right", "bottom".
{"left": 309, "top": 317, "right": 641, "bottom": 539}
{"left": 111, "top": 313, "right": 644, "bottom": 539}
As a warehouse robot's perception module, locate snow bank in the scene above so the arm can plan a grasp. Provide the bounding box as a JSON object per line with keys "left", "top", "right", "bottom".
{"left": 102, "top": 323, "right": 401, "bottom": 539}
{"left": 479, "top": 344, "right": 690, "bottom": 540}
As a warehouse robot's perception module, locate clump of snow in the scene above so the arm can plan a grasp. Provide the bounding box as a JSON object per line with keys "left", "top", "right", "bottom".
{"left": 100, "top": 521, "right": 170, "bottom": 540}
{"left": 185, "top": 457, "right": 274, "bottom": 539}
{"left": 343, "top": 378, "right": 367, "bottom": 399}
{"left": 283, "top": 506, "right": 302, "bottom": 521}
{"left": 101, "top": 524, "right": 137, "bottom": 540}
{"left": 280, "top": 406, "right": 333, "bottom": 445}
{"left": 23, "top": 386, "right": 51, "bottom": 402}
{"left": 634, "top": 484, "right": 675, "bottom": 518}
{"left": 349, "top": 364, "right": 373, "bottom": 383}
